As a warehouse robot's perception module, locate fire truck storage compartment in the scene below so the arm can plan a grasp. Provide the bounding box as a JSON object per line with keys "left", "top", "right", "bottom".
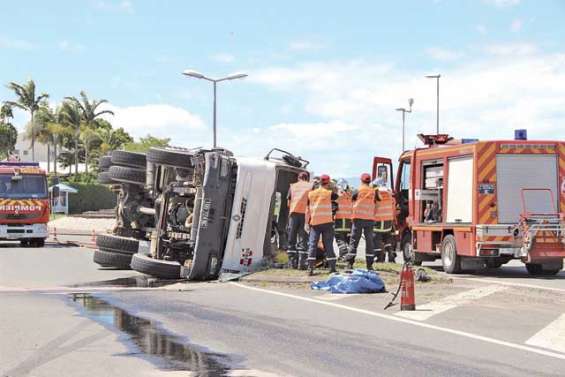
{"left": 446, "top": 156, "right": 473, "bottom": 223}
{"left": 421, "top": 162, "right": 443, "bottom": 223}
{"left": 496, "top": 154, "right": 558, "bottom": 224}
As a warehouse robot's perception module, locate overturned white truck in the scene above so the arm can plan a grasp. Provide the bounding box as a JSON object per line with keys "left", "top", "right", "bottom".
{"left": 130, "top": 147, "right": 309, "bottom": 280}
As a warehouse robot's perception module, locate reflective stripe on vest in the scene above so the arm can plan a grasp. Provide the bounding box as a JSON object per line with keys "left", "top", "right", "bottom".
{"left": 308, "top": 188, "right": 333, "bottom": 226}
{"left": 374, "top": 220, "right": 393, "bottom": 233}
{"left": 374, "top": 190, "right": 395, "bottom": 221}
{"left": 289, "top": 181, "right": 312, "bottom": 214}
{"left": 352, "top": 185, "right": 376, "bottom": 220}
{"left": 335, "top": 192, "right": 352, "bottom": 220}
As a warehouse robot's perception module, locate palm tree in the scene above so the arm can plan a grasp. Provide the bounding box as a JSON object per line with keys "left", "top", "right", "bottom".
{"left": 59, "top": 101, "right": 83, "bottom": 174}
{"left": 5, "top": 80, "right": 49, "bottom": 161}
{"left": 79, "top": 126, "right": 100, "bottom": 173}
{"left": 0, "top": 103, "right": 14, "bottom": 123}
{"left": 33, "top": 105, "right": 55, "bottom": 172}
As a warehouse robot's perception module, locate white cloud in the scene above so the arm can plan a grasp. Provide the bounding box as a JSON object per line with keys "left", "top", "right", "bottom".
{"left": 211, "top": 53, "right": 235, "bottom": 63}
{"left": 248, "top": 45, "right": 565, "bottom": 175}
{"left": 483, "top": 0, "right": 520, "bottom": 7}
{"left": 476, "top": 24, "right": 488, "bottom": 35}
{"left": 58, "top": 40, "right": 86, "bottom": 52}
{"left": 0, "top": 36, "right": 34, "bottom": 50}
{"left": 426, "top": 47, "right": 463, "bottom": 61}
{"left": 289, "top": 40, "right": 325, "bottom": 52}
{"left": 103, "top": 104, "right": 206, "bottom": 142}
{"left": 511, "top": 18, "right": 523, "bottom": 32}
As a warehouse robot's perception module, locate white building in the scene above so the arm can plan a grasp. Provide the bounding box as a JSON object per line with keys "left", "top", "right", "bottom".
{"left": 12, "top": 134, "right": 86, "bottom": 173}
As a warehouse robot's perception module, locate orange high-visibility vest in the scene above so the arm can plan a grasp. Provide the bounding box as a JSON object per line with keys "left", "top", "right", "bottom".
{"left": 374, "top": 189, "right": 395, "bottom": 221}
{"left": 289, "top": 181, "right": 312, "bottom": 214}
{"left": 352, "top": 184, "right": 376, "bottom": 220}
{"left": 308, "top": 188, "right": 333, "bottom": 226}
{"left": 335, "top": 192, "right": 352, "bottom": 220}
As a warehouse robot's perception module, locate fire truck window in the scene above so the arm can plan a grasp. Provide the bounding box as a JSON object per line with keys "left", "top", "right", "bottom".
{"left": 422, "top": 164, "right": 444, "bottom": 223}
{"left": 0, "top": 175, "right": 47, "bottom": 199}
{"left": 400, "top": 161, "right": 411, "bottom": 191}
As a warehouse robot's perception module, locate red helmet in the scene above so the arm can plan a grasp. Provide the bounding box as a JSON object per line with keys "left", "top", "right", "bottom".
{"left": 360, "top": 173, "right": 371, "bottom": 183}
{"left": 320, "top": 174, "right": 331, "bottom": 184}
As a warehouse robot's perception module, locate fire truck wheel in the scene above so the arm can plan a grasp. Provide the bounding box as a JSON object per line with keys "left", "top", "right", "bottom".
{"left": 109, "top": 166, "right": 146, "bottom": 186}
{"left": 526, "top": 262, "right": 563, "bottom": 276}
{"left": 111, "top": 150, "right": 147, "bottom": 168}
{"left": 96, "top": 234, "right": 139, "bottom": 254}
{"left": 93, "top": 249, "right": 132, "bottom": 269}
{"left": 441, "top": 235, "right": 461, "bottom": 274}
{"left": 130, "top": 254, "right": 181, "bottom": 279}
{"left": 401, "top": 234, "right": 422, "bottom": 266}
{"left": 97, "top": 171, "right": 115, "bottom": 184}
{"left": 30, "top": 238, "right": 45, "bottom": 247}
{"left": 99, "top": 155, "right": 112, "bottom": 171}
{"left": 147, "top": 148, "right": 194, "bottom": 169}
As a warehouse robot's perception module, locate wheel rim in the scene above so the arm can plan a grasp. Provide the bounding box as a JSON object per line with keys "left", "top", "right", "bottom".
{"left": 443, "top": 242, "right": 454, "bottom": 267}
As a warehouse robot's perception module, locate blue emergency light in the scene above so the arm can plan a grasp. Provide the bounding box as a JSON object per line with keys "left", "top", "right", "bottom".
{"left": 514, "top": 129, "right": 527, "bottom": 140}
{"left": 462, "top": 138, "right": 479, "bottom": 144}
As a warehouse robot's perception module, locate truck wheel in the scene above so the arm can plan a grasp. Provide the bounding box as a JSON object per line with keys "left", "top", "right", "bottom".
{"left": 130, "top": 254, "right": 181, "bottom": 279}
{"left": 111, "top": 150, "right": 147, "bottom": 168}
{"left": 30, "top": 238, "right": 45, "bottom": 247}
{"left": 526, "top": 262, "right": 563, "bottom": 276}
{"left": 93, "top": 249, "right": 132, "bottom": 269}
{"left": 96, "top": 234, "right": 139, "bottom": 254}
{"left": 441, "top": 235, "right": 461, "bottom": 274}
{"left": 402, "top": 234, "right": 422, "bottom": 266}
{"left": 147, "top": 148, "right": 194, "bottom": 169}
{"left": 99, "top": 155, "right": 112, "bottom": 171}
{"left": 97, "top": 171, "right": 115, "bottom": 184}
{"left": 109, "top": 166, "right": 145, "bottom": 186}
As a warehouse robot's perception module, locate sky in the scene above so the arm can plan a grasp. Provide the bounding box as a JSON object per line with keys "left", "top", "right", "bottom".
{"left": 1, "top": 0, "right": 565, "bottom": 177}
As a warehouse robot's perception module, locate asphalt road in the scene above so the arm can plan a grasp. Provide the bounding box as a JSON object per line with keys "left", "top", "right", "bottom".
{"left": 1, "top": 241, "right": 564, "bottom": 376}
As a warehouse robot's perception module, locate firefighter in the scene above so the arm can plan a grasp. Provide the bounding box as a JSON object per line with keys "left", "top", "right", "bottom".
{"left": 373, "top": 180, "right": 396, "bottom": 263}
{"left": 345, "top": 173, "right": 381, "bottom": 270}
{"left": 305, "top": 174, "right": 338, "bottom": 276}
{"left": 334, "top": 182, "right": 352, "bottom": 259}
{"left": 286, "top": 171, "right": 312, "bottom": 269}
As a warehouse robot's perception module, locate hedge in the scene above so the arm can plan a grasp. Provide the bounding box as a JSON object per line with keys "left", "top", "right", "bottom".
{"left": 64, "top": 183, "right": 117, "bottom": 214}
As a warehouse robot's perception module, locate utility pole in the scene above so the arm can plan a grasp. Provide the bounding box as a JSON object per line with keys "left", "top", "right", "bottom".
{"left": 396, "top": 98, "right": 414, "bottom": 152}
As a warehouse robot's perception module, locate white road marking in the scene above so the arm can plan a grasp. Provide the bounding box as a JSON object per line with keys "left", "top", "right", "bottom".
{"left": 526, "top": 313, "right": 565, "bottom": 354}
{"left": 395, "top": 285, "right": 507, "bottom": 321}
{"left": 449, "top": 276, "right": 565, "bottom": 294}
{"left": 231, "top": 282, "right": 565, "bottom": 360}
{"left": 316, "top": 293, "right": 361, "bottom": 301}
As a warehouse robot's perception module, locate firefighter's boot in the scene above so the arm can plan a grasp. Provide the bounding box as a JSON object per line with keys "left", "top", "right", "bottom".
{"left": 366, "top": 256, "right": 375, "bottom": 271}
{"left": 287, "top": 252, "right": 298, "bottom": 269}
{"left": 307, "top": 260, "right": 315, "bottom": 276}
{"left": 298, "top": 252, "right": 308, "bottom": 270}
{"left": 328, "top": 259, "right": 337, "bottom": 273}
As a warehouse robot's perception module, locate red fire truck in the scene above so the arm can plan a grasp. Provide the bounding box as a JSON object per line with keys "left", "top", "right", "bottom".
{"left": 373, "top": 134, "right": 565, "bottom": 275}
{"left": 0, "top": 162, "right": 50, "bottom": 247}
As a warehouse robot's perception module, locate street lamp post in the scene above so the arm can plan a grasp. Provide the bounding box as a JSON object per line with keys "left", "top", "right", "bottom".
{"left": 182, "top": 70, "right": 248, "bottom": 148}
{"left": 396, "top": 98, "right": 414, "bottom": 153}
{"left": 425, "top": 74, "right": 441, "bottom": 134}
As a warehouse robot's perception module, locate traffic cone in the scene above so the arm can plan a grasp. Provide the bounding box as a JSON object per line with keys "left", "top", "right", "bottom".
{"left": 400, "top": 263, "right": 416, "bottom": 311}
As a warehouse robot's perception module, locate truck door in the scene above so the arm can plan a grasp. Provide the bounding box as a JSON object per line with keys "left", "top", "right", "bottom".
{"left": 371, "top": 157, "right": 394, "bottom": 189}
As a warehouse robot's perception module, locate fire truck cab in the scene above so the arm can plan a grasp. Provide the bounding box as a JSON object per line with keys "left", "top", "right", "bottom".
{"left": 0, "top": 162, "right": 50, "bottom": 247}
{"left": 376, "top": 134, "right": 565, "bottom": 275}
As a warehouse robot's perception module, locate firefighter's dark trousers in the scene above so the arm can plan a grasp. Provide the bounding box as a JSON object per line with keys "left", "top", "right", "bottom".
{"left": 334, "top": 218, "right": 351, "bottom": 258}
{"left": 374, "top": 220, "right": 395, "bottom": 263}
{"left": 346, "top": 219, "right": 375, "bottom": 267}
{"left": 308, "top": 222, "right": 337, "bottom": 270}
{"left": 287, "top": 212, "right": 308, "bottom": 269}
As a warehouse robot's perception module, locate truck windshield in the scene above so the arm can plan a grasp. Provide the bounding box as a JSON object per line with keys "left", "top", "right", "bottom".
{"left": 0, "top": 174, "right": 48, "bottom": 199}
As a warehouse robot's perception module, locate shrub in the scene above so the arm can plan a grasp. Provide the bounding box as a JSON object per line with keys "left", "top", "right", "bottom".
{"left": 64, "top": 182, "right": 116, "bottom": 214}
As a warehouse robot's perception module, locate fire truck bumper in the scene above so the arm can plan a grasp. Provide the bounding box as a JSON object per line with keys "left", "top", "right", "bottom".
{"left": 0, "top": 223, "right": 48, "bottom": 240}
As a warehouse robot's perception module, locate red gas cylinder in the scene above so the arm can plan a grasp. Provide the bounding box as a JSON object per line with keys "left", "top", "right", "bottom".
{"left": 400, "top": 264, "right": 416, "bottom": 311}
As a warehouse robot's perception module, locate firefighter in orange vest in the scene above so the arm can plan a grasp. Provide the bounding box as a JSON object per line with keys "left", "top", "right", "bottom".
{"left": 373, "top": 180, "right": 396, "bottom": 263}
{"left": 286, "top": 171, "right": 312, "bottom": 269}
{"left": 345, "top": 173, "right": 381, "bottom": 270}
{"left": 334, "top": 182, "right": 353, "bottom": 259}
{"left": 305, "top": 174, "right": 339, "bottom": 276}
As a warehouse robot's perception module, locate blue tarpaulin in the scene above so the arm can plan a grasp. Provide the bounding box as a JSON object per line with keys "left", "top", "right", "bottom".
{"left": 311, "top": 269, "right": 386, "bottom": 294}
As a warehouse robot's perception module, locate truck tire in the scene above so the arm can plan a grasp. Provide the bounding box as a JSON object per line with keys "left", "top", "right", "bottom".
{"left": 96, "top": 234, "right": 139, "bottom": 254}
{"left": 526, "top": 262, "right": 563, "bottom": 276}
{"left": 99, "top": 155, "right": 112, "bottom": 171}
{"left": 97, "top": 171, "right": 114, "bottom": 184}
{"left": 111, "top": 150, "right": 147, "bottom": 168}
{"left": 130, "top": 254, "right": 181, "bottom": 279}
{"left": 147, "top": 148, "right": 194, "bottom": 169}
{"left": 401, "top": 233, "right": 422, "bottom": 266}
{"left": 93, "top": 249, "right": 132, "bottom": 269}
{"left": 441, "top": 235, "right": 461, "bottom": 274}
{"left": 109, "top": 166, "right": 145, "bottom": 186}
{"left": 30, "top": 238, "right": 45, "bottom": 247}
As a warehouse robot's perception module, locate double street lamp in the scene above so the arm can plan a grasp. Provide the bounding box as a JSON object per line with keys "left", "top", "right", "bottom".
{"left": 396, "top": 98, "right": 414, "bottom": 153}
{"left": 182, "top": 70, "right": 248, "bottom": 148}
{"left": 425, "top": 74, "right": 441, "bottom": 135}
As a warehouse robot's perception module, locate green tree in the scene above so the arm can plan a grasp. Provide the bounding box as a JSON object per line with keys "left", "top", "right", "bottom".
{"left": 5, "top": 80, "right": 49, "bottom": 161}
{"left": 59, "top": 100, "right": 83, "bottom": 174}
{"left": 0, "top": 103, "right": 17, "bottom": 159}
{"left": 97, "top": 127, "right": 133, "bottom": 156}
{"left": 123, "top": 135, "right": 170, "bottom": 153}
{"left": 79, "top": 125, "right": 100, "bottom": 172}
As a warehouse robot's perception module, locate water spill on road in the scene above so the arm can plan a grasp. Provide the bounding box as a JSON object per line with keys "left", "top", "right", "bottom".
{"left": 70, "top": 276, "right": 182, "bottom": 288}
{"left": 71, "top": 293, "right": 234, "bottom": 376}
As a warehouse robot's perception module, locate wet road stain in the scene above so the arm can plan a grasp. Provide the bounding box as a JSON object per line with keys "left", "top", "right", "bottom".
{"left": 71, "top": 293, "right": 235, "bottom": 376}
{"left": 70, "top": 276, "right": 183, "bottom": 288}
